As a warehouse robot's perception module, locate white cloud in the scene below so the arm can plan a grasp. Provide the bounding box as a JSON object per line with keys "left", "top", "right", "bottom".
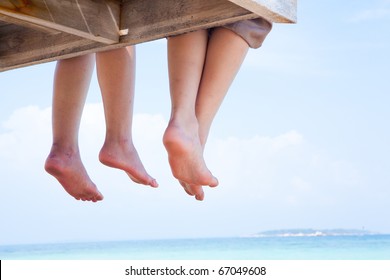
{"left": 0, "top": 106, "right": 52, "bottom": 168}
{"left": 206, "top": 130, "right": 361, "bottom": 207}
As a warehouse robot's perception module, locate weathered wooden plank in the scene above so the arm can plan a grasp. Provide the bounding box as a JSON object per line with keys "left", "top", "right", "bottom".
{"left": 0, "top": 0, "right": 120, "bottom": 44}
{"left": 0, "top": 21, "right": 104, "bottom": 70}
{"left": 0, "top": 0, "right": 28, "bottom": 10}
{"left": 227, "top": 0, "right": 297, "bottom": 23}
{"left": 0, "top": 13, "right": 60, "bottom": 34}
{"left": 0, "top": 0, "right": 298, "bottom": 72}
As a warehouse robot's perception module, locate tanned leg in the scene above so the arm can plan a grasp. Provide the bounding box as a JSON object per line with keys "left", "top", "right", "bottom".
{"left": 184, "top": 28, "right": 250, "bottom": 200}
{"left": 163, "top": 30, "right": 219, "bottom": 200}
{"left": 197, "top": 27, "right": 249, "bottom": 146}
{"left": 45, "top": 55, "right": 104, "bottom": 202}
{"left": 97, "top": 47, "right": 158, "bottom": 188}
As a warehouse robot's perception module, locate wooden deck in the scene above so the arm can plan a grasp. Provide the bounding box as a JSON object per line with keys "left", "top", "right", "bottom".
{"left": 0, "top": 0, "right": 296, "bottom": 72}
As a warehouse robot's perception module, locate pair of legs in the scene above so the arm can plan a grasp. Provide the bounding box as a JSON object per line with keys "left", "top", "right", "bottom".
{"left": 163, "top": 27, "right": 250, "bottom": 201}
{"left": 45, "top": 47, "right": 157, "bottom": 202}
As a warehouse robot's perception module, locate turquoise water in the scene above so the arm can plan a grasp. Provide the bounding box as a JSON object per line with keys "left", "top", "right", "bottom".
{"left": 1, "top": 235, "right": 390, "bottom": 260}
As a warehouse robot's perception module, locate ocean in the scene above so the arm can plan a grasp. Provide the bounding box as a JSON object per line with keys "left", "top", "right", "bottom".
{"left": 1, "top": 235, "right": 390, "bottom": 260}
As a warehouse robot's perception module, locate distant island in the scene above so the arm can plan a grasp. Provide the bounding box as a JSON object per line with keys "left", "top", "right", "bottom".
{"left": 249, "top": 228, "right": 378, "bottom": 237}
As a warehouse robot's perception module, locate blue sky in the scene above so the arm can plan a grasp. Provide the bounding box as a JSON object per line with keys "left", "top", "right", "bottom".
{"left": 1, "top": 0, "right": 389, "bottom": 245}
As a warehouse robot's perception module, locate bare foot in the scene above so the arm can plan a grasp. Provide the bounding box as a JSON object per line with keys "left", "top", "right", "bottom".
{"left": 45, "top": 146, "right": 103, "bottom": 202}
{"left": 99, "top": 140, "right": 158, "bottom": 188}
{"left": 163, "top": 119, "right": 218, "bottom": 189}
{"left": 180, "top": 181, "right": 205, "bottom": 201}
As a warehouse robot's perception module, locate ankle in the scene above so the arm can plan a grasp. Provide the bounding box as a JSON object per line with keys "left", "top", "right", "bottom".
{"left": 169, "top": 114, "right": 199, "bottom": 131}
{"left": 49, "top": 143, "right": 79, "bottom": 158}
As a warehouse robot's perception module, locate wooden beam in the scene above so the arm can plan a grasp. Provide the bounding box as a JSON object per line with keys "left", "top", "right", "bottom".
{"left": 0, "top": 0, "right": 120, "bottom": 44}
{"left": 227, "top": 0, "right": 297, "bottom": 23}
{"left": 120, "top": 0, "right": 257, "bottom": 44}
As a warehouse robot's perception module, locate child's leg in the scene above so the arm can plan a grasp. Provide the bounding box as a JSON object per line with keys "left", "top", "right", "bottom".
{"left": 97, "top": 47, "right": 158, "bottom": 188}
{"left": 45, "top": 54, "right": 104, "bottom": 202}
{"left": 177, "top": 28, "right": 249, "bottom": 201}
{"left": 196, "top": 27, "right": 249, "bottom": 146}
{"left": 163, "top": 30, "right": 218, "bottom": 200}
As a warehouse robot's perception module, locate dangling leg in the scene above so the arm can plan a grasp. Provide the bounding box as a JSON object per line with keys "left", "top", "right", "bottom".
{"left": 163, "top": 30, "right": 219, "bottom": 200}
{"left": 97, "top": 47, "right": 158, "bottom": 188}
{"left": 45, "top": 55, "right": 104, "bottom": 202}
{"left": 197, "top": 27, "right": 249, "bottom": 146}
{"left": 185, "top": 27, "right": 249, "bottom": 200}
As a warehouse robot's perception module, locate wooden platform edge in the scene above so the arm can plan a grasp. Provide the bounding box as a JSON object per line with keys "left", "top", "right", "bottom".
{"left": 0, "top": 0, "right": 297, "bottom": 72}
{"left": 228, "top": 0, "right": 297, "bottom": 23}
